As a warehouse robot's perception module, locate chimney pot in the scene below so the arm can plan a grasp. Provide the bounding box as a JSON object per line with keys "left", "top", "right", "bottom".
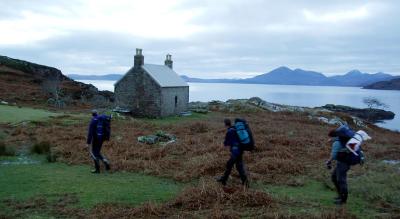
{"left": 134, "top": 48, "right": 144, "bottom": 69}
{"left": 165, "top": 54, "right": 173, "bottom": 69}
{"left": 136, "top": 48, "right": 142, "bottom": 55}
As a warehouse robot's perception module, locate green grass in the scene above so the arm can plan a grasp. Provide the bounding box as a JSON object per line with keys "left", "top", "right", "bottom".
{"left": 0, "top": 130, "right": 6, "bottom": 140}
{"left": 0, "top": 162, "right": 183, "bottom": 209}
{"left": 264, "top": 179, "right": 381, "bottom": 218}
{"left": 0, "top": 155, "right": 19, "bottom": 162}
{"left": 51, "top": 113, "right": 90, "bottom": 126}
{"left": 349, "top": 162, "right": 400, "bottom": 212}
{"left": 0, "top": 105, "right": 58, "bottom": 124}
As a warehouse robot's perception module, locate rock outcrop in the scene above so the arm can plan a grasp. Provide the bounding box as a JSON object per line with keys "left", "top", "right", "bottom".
{"left": 189, "top": 97, "right": 395, "bottom": 128}
{"left": 321, "top": 104, "right": 395, "bottom": 122}
{"left": 0, "top": 55, "right": 114, "bottom": 108}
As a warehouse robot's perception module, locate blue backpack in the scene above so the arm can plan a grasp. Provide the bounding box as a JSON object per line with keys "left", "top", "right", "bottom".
{"left": 335, "top": 125, "right": 355, "bottom": 144}
{"left": 96, "top": 115, "right": 111, "bottom": 141}
{"left": 234, "top": 118, "right": 255, "bottom": 151}
{"left": 335, "top": 125, "right": 364, "bottom": 165}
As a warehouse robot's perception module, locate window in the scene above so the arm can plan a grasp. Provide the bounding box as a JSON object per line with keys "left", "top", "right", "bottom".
{"left": 174, "top": 96, "right": 178, "bottom": 108}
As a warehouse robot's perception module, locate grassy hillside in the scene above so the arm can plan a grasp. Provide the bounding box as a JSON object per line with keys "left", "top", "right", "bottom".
{"left": 0, "top": 55, "right": 114, "bottom": 109}
{"left": 0, "top": 105, "right": 58, "bottom": 124}
{"left": 0, "top": 162, "right": 182, "bottom": 207}
{"left": 0, "top": 162, "right": 183, "bottom": 218}
{"left": 0, "top": 105, "right": 399, "bottom": 218}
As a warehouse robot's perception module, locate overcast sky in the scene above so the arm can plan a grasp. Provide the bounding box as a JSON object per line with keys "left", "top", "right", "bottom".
{"left": 1, "top": 0, "right": 399, "bottom": 78}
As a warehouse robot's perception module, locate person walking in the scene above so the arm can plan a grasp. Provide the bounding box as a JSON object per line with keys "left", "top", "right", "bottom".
{"left": 326, "top": 125, "right": 371, "bottom": 205}
{"left": 86, "top": 110, "right": 111, "bottom": 173}
{"left": 216, "top": 118, "right": 248, "bottom": 187}
{"left": 326, "top": 134, "right": 350, "bottom": 205}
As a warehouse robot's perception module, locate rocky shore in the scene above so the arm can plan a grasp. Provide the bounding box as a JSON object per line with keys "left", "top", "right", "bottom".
{"left": 189, "top": 97, "right": 395, "bottom": 127}
{"left": 321, "top": 104, "right": 395, "bottom": 122}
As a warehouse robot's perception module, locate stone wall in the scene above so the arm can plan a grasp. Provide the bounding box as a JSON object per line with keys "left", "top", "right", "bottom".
{"left": 114, "top": 68, "right": 162, "bottom": 117}
{"left": 161, "top": 87, "right": 189, "bottom": 117}
{"left": 114, "top": 68, "right": 137, "bottom": 109}
{"left": 136, "top": 71, "right": 162, "bottom": 117}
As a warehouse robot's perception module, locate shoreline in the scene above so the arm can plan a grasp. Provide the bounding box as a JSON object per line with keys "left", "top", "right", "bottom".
{"left": 189, "top": 97, "right": 398, "bottom": 132}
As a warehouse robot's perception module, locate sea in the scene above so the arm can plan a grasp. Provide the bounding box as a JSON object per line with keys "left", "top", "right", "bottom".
{"left": 78, "top": 80, "right": 400, "bottom": 131}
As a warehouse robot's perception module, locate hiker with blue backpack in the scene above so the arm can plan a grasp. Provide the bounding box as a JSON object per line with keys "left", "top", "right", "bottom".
{"left": 86, "top": 110, "right": 112, "bottom": 174}
{"left": 216, "top": 118, "right": 254, "bottom": 187}
{"left": 326, "top": 125, "right": 371, "bottom": 205}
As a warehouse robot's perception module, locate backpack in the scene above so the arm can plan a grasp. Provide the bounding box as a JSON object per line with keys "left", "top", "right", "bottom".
{"left": 234, "top": 118, "right": 255, "bottom": 151}
{"left": 346, "top": 149, "right": 365, "bottom": 165}
{"left": 334, "top": 125, "right": 355, "bottom": 146}
{"left": 335, "top": 125, "right": 365, "bottom": 165}
{"left": 96, "top": 115, "right": 111, "bottom": 141}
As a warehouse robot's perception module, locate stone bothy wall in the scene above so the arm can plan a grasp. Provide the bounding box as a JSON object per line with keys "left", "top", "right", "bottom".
{"left": 161, "top": 86, "right": 189, "bottom": 117}
{"left": 114, "top": 49, "right": 189, "bottom": 118}
{"left": 115, "top": 69, "right": 162, "bottom": 117}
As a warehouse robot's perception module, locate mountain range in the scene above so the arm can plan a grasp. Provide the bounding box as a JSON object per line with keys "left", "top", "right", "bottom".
{"left": 69, "top": 66, "right": 398, "bottom": 87}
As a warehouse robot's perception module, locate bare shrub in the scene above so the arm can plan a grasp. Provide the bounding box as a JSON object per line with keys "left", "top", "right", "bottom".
{"left": 0, "top": 141, "right": 16, "bottom": 156}
{"left": 42, "top": 75, "right": 65, "bottom": 108}
{"left": 189, "top": 122, "right": 209, "bottom": 134}
{"left": 31, "top": 141, "right": 51, "bottom": 154}
{"left": 363, "top": 96, "right": 388, "bottom": 109}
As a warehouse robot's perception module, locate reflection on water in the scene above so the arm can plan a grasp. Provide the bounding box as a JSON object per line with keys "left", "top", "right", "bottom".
{"left": 77, "top": 80, "right": 400, "bottom": 131}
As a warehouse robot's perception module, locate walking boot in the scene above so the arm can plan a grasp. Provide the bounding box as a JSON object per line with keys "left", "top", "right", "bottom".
{"left": 242, "top": 179, "right": 250, "bottom": 188}
{"left": 215, "top": 176, "right": 227, "bottom": 186}
{"left": 92, "top": 160, "right": 100, "bottom": 174}
{"left": 104, "top": 162, "right": 111, "bottom": 171}
{"left": 334, "top": 193, "right": 347, "bottom": 205}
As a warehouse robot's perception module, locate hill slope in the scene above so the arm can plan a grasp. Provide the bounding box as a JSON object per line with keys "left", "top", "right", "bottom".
{"left": 244, "top": 67, "right": 337, "bottom": 85}
{"left": 0, "top": 56, "right": 114, "bottom": 108}
{"left": 363, "top": 78, "right": 400, "bottom": 90}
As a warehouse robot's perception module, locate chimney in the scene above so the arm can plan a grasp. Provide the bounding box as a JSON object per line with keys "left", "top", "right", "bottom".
{"left": 164, "top": 54, "right": 173, "bottom": 69}
{"left": 134, "top": 48, "right": 144, "bottom": 69}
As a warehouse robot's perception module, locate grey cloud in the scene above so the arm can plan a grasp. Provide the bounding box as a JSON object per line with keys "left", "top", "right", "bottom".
{"left": 0, "top": 0, "right": 399, "bottom": 78}
{"left": 0, "top": 0, "right": 82, "bottom": 20}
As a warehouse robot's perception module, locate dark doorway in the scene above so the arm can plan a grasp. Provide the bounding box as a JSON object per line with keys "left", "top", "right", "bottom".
{"left": 174, "top": 96, "right": 178, "bottom": 108}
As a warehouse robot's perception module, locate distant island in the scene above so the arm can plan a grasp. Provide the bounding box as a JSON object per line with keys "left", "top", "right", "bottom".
{"left": 69, "top": 66, "right": 397, "bottom": 87}
{"left": 68, "top": 74, "right": 123, "bottom": 81}
{"left": 363, "top": 78, "right": 400, "bottom": 90}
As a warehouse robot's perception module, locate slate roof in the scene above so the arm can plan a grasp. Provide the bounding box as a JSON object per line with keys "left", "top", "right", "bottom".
{"left": 142, "top": 64, "right": 188, "bottom": 87}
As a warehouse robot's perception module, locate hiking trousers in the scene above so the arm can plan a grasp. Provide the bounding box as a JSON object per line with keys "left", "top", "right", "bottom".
{"left": 90, "top": 138, "right": 110, "bottom": 171}
{"left": 331, "top": 161, "right": 350, "bottom": 203}
{"left": 221, "top": 147, "right": 247, "bottom": 184}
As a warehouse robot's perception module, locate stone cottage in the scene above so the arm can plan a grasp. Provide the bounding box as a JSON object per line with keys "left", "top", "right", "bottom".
{"left": 114, "top": 49, "right": 189, "bottom": 117}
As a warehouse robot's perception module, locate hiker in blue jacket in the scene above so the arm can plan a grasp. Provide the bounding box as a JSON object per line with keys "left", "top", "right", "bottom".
{"left": 86, "top": 110, "right": 110, "bottom": 173}
{"left": 216, "top": 118, "right": 248, "bottom": 186}
{"left": 326, "top": 126, "right": 352, "bottom": 205}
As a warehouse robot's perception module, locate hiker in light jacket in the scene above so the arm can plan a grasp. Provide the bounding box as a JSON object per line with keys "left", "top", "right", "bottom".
{"left": 216, "top": 118, "right": 248, "bottom": 187}
{"left": 86, "top": 110, "right": 110, "bottom": 173}
{"left": 326, "top": 127, "right": 360, "bottom": 205}
{"left": 327, "top": 125, "right": 371, "bottom": 205}
{"left": 327, "top": 127, "right": 352, "bottom": 205}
